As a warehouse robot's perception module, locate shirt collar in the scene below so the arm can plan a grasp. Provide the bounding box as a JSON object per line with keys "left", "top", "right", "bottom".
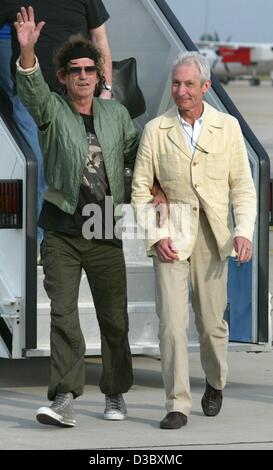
{"left": 177, "top": 106, "right": 205, "bottom": 127}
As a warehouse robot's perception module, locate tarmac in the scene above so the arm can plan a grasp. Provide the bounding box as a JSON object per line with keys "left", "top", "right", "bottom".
{"left": 1, "top": 80, "right": 273, "bottom": 453}
{"left": 0, "top": 352, "right": 273, "bottom": 451}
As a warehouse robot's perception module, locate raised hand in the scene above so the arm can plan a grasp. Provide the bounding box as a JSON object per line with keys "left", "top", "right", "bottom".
{"left": 14, "top": 6, "right": 45, "bottom": 50}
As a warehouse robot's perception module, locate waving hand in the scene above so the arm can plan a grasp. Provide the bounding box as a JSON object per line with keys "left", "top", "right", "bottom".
{"left": 14, "top": 6, "right": 45, "bottom": 50}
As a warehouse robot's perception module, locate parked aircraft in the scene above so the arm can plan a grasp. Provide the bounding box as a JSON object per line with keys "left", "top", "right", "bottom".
{"left": 197, "top": 36, "right": 273, "bottom": 85}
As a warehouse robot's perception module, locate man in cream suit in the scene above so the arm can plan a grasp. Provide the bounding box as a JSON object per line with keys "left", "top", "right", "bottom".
{"left": 131, "top": 51, "right": 256, "bottom": 429}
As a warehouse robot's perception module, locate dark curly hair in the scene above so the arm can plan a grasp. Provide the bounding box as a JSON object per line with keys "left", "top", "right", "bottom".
{"left": 53, "top": 34, "right": 105, "bottom": 94}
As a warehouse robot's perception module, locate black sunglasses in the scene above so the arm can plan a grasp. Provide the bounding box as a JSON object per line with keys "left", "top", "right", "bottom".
{"left": 66, "top": 65, "right": 96, "bottom": 75}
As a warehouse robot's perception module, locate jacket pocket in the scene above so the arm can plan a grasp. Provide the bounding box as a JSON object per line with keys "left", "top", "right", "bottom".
{"left": 205, "top": 154, "right": 228, "bottom": 180}
{"left": 157, "top": 154, "right": 182, "bottom": 181}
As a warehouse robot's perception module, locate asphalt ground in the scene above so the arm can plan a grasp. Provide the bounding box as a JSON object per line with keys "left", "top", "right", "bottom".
{"left": 0, "top": 352, "right": 273, "bottom": 452}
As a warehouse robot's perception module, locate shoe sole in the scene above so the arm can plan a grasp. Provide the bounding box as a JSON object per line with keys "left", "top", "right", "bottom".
{"left": 103, "top": 413, "right": 127, "bottom": 421}
{"left": 36, "top": 407, "right": 76, "bottom": 427}
{"left": 160, "top": 423, "right": 186, "bottom": 429}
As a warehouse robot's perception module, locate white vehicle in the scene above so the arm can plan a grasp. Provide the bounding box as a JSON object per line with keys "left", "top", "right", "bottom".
{"left": 0, "top": 0, "right": 270, "bottom": 359}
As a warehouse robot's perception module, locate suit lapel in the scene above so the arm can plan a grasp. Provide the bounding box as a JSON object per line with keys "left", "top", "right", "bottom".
{"left": 160, "top": 106, "right": 192, "bottom": 160}
{"left": 195, "top": 102, "right": 224, "bottom": 156}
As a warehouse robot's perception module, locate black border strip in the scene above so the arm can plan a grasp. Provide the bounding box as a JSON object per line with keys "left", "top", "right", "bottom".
{"left": 0, "top": 92, "right": 37, "bottom": 352}
{"left": 155, "top": 0, "right": 270, "bottom": 342}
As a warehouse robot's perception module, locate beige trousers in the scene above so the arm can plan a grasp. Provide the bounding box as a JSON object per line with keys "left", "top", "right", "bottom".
{"left": 153, "top": 211, "right": 229, "bottom": 416}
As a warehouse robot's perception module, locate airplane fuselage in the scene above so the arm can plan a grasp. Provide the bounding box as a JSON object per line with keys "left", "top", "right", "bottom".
{"left": 198, "top": 41, "right": 273, "bottom": 83}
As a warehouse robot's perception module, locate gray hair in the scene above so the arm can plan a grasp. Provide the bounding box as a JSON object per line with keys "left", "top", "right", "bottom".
{"left": 173, "top": 51, "right": 211, "bottom": 83}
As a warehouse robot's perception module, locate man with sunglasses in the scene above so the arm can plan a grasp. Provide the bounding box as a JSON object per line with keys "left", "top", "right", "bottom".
{"left": 15, "top": 6, "right": 137, "bottom": 427}
{"left": 132, "top": 51, "right": 257, "bottom": 429}
{"left": 0, "top": 0, "right": 112, "bottom": 95}
{"left": 0, "top": 0, "right": 112, "bottom": 259}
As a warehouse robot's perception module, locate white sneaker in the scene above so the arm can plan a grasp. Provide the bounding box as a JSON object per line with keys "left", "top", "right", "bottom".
{"left": 36, "top": 392, "right": 76, "bottom": 427}
{"left": 104, "top": 394, "right": 127, "bottom": 420}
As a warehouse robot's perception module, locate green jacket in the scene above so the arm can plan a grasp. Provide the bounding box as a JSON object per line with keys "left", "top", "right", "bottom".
{"left": 16, "top": 66, "right": 138, "bottom": 214}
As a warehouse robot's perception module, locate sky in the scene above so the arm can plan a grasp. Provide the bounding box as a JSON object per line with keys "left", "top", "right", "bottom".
{"left": 166, "top": 0, "right": 273, "bottom": 43}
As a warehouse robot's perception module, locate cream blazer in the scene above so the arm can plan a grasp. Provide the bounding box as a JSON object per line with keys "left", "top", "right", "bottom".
{"left": 131, "top": 102, "right": 257, "bottom": 261}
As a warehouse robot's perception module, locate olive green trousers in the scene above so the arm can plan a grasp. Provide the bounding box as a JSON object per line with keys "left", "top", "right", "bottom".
{"left": 42, "top": 231, "right": 133, "bottom": 401}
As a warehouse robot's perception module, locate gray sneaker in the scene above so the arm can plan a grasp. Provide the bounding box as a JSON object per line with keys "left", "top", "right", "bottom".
{"left": 36, "top": 392, "right": 76, "bottom": 427}
{"left": 104, "top": 394, "right": 127, "bottom": 420}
